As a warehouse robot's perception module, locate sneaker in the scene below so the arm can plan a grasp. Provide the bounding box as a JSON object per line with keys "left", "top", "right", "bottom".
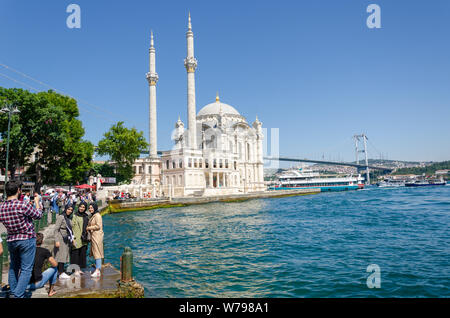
{"left": 90, "top": 270, "right": 101, "bottom": 278}
{"left": 59, "top": 273, "right": 71, "bottom": 279}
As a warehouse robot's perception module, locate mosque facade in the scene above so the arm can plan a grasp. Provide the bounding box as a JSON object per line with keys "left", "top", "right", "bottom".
{"left": 131, "top": 14, "right": 265, "bottom": 197}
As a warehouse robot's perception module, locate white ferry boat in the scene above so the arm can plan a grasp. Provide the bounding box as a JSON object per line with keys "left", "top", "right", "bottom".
{"left": 269, "top": 168, "right": 365, "bottom": 192}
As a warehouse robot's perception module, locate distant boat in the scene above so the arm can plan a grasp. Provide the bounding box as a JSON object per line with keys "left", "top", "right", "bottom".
{"left": 269, "top": 168, "right": 365, "bottom": 192}
{"left": 376, "top": 179, "right": 405, "bottom": 187}
{"left": 405, "top": 178, "right": 447, "bottom": 187}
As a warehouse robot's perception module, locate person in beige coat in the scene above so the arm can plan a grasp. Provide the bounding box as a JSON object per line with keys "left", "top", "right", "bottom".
{"left": 87, "top": 202, "right": 103, "bottom": 277}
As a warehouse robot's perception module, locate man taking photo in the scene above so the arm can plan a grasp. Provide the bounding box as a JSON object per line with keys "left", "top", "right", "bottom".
{"left": 0, "top": 180, "right": 42, "bottom": 298}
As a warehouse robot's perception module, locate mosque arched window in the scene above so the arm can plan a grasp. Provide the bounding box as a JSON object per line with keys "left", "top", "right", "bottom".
{"left": 225, "top": 159, "right": 229, "bottom": 169}
{"left": 194, "top": 159, "right": 198, "bottom": 168}
{"left": 173, "top": 161, "right": 176, "bottom": 169}
{"left": 210, "top": 135, "right": 216, "bottom": 149}
{"left": 205, "top": 159, "right": 209, "bottom": 168}
{"left": 219, "top": 159, "right": 223, "bottom": 169}
{"left": 213, "top": 159, "right": 217, "bottom": 168}
{"left": 234, "top": 161, "right": 237, "bottom": 170}
{"left": 166, "top": 160, "right": 170, "bottom": 170}
{"left": 179, "top": 159, "right": 183, "bottom": 168}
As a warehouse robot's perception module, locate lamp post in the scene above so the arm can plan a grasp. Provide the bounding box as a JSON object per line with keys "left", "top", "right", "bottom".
{"left": 1, "top": 101, "right": 20, "bottom": 199}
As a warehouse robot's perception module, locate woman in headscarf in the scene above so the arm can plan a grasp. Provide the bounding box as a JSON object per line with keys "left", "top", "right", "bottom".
{"left": 53, "top": 204, "right": 74, "bottom": 279}
{"left": 70, "top": 201, "right": 89, "bottom": 275}
{"left": 86, "top": 202, "right": 104, "bottom": 277}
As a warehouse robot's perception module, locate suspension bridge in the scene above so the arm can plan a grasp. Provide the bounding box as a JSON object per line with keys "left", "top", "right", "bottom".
{"left": 142, "top": 133, "right": 391, "bottom": 186}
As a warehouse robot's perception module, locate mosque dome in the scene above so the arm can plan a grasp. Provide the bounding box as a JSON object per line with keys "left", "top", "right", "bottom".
{"left": 197, "top": 94, "right": 241, "bottom": 117}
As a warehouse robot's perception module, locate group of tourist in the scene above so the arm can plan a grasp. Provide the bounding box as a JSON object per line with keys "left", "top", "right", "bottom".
{"left": 0, "top": 180, "right": 104, "bottom": 298}
{"left": 112, "top": 191, "right": 132, "bottom": 200}
{"left": 48, "top": 190, "right": 96, "bottom": 214}
{"left": 53, "top": 200, "right": 104, "bottom": 280}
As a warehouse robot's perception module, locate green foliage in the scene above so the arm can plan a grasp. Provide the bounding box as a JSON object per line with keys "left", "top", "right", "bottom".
{"left": 92, "top": 162, "right": 116, "bottom": 177}
{"left": 392, "top": 161, "right": 450, "bottom": 176}
{"left": 96, "top": 121, "right": 148, "bottom": 184}
{"left": 0, "top": 87, "right": 94, "bottom": 186}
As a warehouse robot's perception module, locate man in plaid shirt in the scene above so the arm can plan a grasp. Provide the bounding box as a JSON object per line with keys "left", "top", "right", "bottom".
{"left": 0, "top": 180, "right": 42, "bottom": 298}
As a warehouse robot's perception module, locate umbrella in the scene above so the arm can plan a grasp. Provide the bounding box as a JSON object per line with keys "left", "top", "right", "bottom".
{"left": 75, "top": 184, "right": 94, "bottom": 189}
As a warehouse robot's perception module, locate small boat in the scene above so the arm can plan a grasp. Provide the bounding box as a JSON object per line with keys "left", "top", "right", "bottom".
{"left": 376, "top": 179, "right": 405, "bottom": 187}
{"left": 405, "top": 178, "right": 447, "bottom": 187}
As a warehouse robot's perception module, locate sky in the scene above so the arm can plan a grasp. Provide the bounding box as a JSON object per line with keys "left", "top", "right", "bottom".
{"left": 0, "top": 0, "right": 449, "bottom": 163}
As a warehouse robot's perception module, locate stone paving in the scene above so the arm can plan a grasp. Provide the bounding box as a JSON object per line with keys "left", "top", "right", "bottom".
{"left": 1, "top": 263, "right": 121, "bottom": 298}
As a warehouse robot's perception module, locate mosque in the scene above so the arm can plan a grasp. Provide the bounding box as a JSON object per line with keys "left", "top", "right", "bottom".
{"left": 131, "top": 14, "right": 265, "bottom": 197}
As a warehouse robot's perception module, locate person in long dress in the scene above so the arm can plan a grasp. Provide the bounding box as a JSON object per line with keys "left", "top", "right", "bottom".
{"left": 53, "top": 205, "right": 74, "bottom": 279}
{"left": 70, "top": 202, "right": 89, "bottom": 275}
{"left": 86, "top": 202, "right": 104, "bottom": 278}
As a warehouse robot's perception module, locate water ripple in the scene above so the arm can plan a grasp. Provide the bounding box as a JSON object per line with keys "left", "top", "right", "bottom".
{"left": 103, "top": 186, "right": 450, "bottom": 297}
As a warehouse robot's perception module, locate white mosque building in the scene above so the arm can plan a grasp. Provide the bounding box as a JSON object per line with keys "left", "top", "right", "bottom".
{"left": 131, "top": 14, "right": 265, "bottom": 198}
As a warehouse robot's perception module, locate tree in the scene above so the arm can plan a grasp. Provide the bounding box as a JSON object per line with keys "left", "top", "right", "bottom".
{"left": 92, "top": 162, "right": 116, "bottom": 178}
{"left": 96, "top": 121, "right": 148, "bottom": 184}
{"left": 0, "top": 88, "right": 94, "bottom": 188}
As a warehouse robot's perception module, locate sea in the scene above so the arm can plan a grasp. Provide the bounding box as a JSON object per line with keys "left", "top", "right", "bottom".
{"left": 103, "top": 185, "right": 450, "bottom": 297}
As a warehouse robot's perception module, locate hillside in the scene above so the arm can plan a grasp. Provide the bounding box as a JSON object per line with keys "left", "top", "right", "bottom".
{"left": 392, "top": 161, "right": 450, "bottom": 176}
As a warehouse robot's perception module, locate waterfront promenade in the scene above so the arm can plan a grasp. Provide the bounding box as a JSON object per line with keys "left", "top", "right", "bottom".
{"left": 107, "top": 188, "right": 320, "bottom": 213}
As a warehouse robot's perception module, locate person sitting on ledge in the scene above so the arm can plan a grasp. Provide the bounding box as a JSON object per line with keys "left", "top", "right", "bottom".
{"left": 27, "top": 232, "right": 58, "bottom": 297}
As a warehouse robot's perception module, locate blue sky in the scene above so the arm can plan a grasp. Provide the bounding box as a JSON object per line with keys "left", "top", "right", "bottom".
{"left": 0, "top": 0, "right": 449, "bottom": 163}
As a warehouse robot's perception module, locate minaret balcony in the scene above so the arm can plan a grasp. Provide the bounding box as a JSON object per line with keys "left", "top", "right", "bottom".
{"left": 146, "top": 72, "right": 159, "bottom": 85}
{"left": 184, "top": 57, "right": 198, "bottom": 72}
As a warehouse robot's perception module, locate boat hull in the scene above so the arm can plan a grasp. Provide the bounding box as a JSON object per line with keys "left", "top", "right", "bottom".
{"left": 269, "top": 185, "right": 362, "bottom": 192}
{"left": 405, "top": 182, "right": 446, "bottom": 187}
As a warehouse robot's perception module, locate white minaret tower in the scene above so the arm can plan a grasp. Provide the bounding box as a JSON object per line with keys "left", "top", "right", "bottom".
{"left": 146, "top": 30, "right": 159, "bottom": 158}
{"left": 184, "top": 12, "right": 198, "bottom": 150}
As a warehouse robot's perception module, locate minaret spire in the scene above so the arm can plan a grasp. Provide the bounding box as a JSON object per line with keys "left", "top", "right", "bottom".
{"left": 146, "top": 30, "right": 159, "bottom": 158}
{"left": 184, "top": 12, "right": 198, "bottom": 149}
{"left": 188, "top": 12, "right": 192, "bottom": 31}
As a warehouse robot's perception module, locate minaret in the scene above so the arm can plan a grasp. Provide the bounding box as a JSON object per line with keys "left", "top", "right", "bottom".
{"left": 146, "top": 31, "right": 159, "bottom": 158}
{"left": 184, "top": 12, "right": 198, "bottom": 150}
{"left": 252, "top": 115, "right": 264, "bottom": 191}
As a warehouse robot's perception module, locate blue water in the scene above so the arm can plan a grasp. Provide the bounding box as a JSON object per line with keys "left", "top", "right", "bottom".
{"left": 103, "top": 186, "right": 450, "bottom": 297}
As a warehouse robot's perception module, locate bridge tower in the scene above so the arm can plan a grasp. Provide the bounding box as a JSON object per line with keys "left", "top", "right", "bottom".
{"left": 354, "top": 134, "right": 370, "bottom": 185}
